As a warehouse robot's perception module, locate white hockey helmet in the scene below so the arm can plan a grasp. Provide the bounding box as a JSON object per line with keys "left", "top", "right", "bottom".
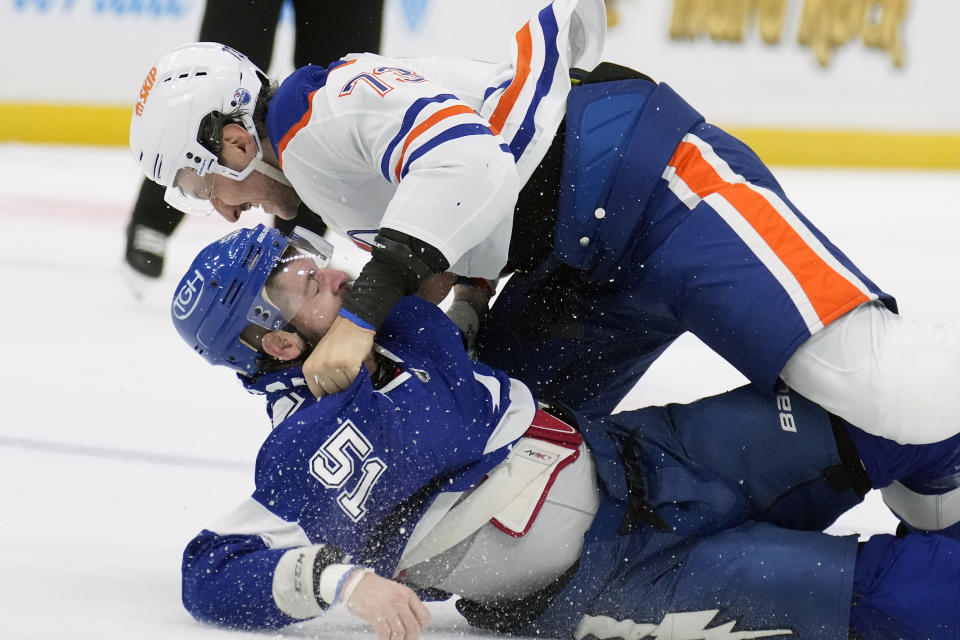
{"left": 129, "top": 43, "right": 266, "bottom": 214}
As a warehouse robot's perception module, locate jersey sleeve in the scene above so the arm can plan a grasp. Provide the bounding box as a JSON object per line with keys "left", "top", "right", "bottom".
{"left": 180, "top": 497, "right": 351, "bottom": 630}
{"left": 181, "top": 529, "right": 292, "bottom": 630}
{"left": 285, "top": 56, "right": 521, "bottom": 274}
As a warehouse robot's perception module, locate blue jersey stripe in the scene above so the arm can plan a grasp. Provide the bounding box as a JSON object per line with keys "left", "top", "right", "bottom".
{"left": 509, "top": 5, "right": 560, "bottom": 161}
{"left": 483, "top": 79, "right": 511, "bottom": 101}
{"left": 380, "top": 93, "right": 460, "bottom": 181}
{"left": 399, "top": 123, "right": 494, "bottom": 179}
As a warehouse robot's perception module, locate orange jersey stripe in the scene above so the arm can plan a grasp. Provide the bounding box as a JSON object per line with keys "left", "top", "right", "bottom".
{"left": 668, "top": 141, "right": 870, "bottom": 325}
{"left": 276, "top": 89, "right": 319, "bottom": 169}
{"left": 393, "top": 104, "right": 477, "bottom": 181}
{"left": 489, "top": 22, "right": 533, "bottom": 135}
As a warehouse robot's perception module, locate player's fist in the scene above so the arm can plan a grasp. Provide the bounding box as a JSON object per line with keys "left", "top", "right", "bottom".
{"left": 345, "top": 573, "right": 431, "bottom": 640}
{"left": 416, "top": 272, "right": 458, "bottom": 304}
{"left": 304, "top": 315, "right": 376, "bottom": 398}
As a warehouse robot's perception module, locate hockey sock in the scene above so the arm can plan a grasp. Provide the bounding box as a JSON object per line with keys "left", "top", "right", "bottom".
{"left": 844, "top": 424, "right": 960, "bottom": 536}
{"left": 851, "top": 533, "right": 960, "bottom": 639}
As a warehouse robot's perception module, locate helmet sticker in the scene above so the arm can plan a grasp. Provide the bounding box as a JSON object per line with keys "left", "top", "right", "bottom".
{"left": 134, "top": 66, "right": 157, "bottom": 117}
{"left": 172, "top": 269, "right": 205, "bottom": 320}
{"left": 234, "top": 88, "right": 252, "bottom": 106}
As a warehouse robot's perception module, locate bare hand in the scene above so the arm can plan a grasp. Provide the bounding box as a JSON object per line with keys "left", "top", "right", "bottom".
{"left": 416, "top": 272, "right": 458, "bottom": 304}
{"left": 346, "top": 573, "right": 431, "bottom": 640}
{"left": 452, "top": 278, "right": 496, "bottom": 310}
{"left": 303, "top": 315, "right": 376, "bottom": 398}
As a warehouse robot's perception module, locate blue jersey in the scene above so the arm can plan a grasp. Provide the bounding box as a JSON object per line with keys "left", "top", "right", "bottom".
{"left": 180, "top": 294, "right": 960, "bottom": 638}
{"left": 182, "top": 296, "right": 859, "bottom": 637}
{"left": 183, "top": 337, "right": 864, "bottom": 638}
{"left": 182, "top": 296, "right": 538, "bottom": 629}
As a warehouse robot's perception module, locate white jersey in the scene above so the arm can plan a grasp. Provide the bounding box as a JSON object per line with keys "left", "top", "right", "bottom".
{"left": 265, "top": 0, "right": 605, "bottom": 278}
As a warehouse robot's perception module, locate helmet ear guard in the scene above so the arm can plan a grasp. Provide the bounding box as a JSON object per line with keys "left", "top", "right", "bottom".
{"left": 129, "top": 42, "right": 267, "bottom": 214}
{"left": 171, "top": 225, "right": 335, "bottom": 374}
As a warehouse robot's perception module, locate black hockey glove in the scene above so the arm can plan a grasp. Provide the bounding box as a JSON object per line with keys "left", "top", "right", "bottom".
{"left": 342, "top": 228, "right": 450, "bottom": 330}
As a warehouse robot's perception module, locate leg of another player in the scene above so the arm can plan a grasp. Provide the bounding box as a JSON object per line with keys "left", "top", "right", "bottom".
{"left": 291, "top": 0, "right": 383, "bottom": 67}
{"left": 851, "top": 533, "right": 960, "bottom": 638}
{"left": 844, "top": 419, "right": 960, "bottom": 539}
{"left": 782, "top": 301, "right": 960, "bottom": 445}
{"left": 123, "top": 180, "right": 184, "bottom": 294}
{"left": 198, "top": 0, "right": 282, "bottom": 69}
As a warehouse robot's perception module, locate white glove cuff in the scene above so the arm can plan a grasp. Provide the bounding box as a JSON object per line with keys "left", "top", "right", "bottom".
{"left": 272, "top": 545, "right": 329, "bottom": 620}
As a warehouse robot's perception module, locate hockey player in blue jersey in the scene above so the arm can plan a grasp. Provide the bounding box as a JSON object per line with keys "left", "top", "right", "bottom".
{"left": 129, "top": 0, "right": 960, "bottom": 449}
{"left": 171, "top": 223, "right": 960, "bottom": 640}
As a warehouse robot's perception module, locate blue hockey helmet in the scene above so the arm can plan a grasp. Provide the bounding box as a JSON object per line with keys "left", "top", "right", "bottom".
{"left": 171, "top": 224, "right": 335, "bottom": 374}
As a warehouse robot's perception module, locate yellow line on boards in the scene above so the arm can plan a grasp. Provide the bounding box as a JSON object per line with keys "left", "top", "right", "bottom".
{"left": 3, "top": 103, "right": 960, "bottom": 169}
{"left": 726, "top": 127, "right": 960, "bottom": 170}
{"left": 0, "top": 103, "right": 130, "bottom": 146}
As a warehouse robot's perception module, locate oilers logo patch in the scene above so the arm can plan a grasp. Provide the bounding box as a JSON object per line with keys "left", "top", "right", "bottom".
{"left": 234, "top": 88, "right": 252, "bottom": 106}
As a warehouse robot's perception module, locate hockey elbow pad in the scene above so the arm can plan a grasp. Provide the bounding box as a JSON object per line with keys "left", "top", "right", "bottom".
{"left": 342, "top": 228, "right": 450, "bottom": 330}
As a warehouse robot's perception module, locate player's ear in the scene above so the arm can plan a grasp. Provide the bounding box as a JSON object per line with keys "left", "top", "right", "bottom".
{"left": 220, "top": 123, "right": 256, "bottom": 168}
{"left": 261, "top": 330, "right": 306, "bottom": 362}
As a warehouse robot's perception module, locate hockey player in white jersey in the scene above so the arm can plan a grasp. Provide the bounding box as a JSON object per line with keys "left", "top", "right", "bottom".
{"left": 132, "top": 0, "right": 960, "bottom": 449}
{"left": 168, "top": 224, "right": 960, "bottom": 639}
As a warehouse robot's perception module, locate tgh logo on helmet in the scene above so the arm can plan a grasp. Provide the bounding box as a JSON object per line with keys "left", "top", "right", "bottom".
{"left": 173, "top": 269, "right": 205, "bottom": 320}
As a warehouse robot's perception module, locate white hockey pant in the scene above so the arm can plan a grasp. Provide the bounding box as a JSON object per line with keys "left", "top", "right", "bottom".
{"left": 782, "top": 301, "right": 960, "bottom": 445}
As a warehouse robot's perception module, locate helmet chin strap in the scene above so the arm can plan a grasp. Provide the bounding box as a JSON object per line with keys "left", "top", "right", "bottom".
{"left": 250, "top": 157, "right": 292, "bottom": 187}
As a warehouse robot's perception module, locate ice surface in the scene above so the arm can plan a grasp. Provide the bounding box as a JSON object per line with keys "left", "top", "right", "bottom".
{"left": 2, "top": 143, "right": 953, "bottom": 638}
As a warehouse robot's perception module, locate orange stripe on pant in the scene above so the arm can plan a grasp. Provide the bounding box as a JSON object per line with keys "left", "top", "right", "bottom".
{"left": 668, "top": 140, "right": 869, "bottom": 326}
{"left": 489, "top": 21, "right": 533, "bottom": 135}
